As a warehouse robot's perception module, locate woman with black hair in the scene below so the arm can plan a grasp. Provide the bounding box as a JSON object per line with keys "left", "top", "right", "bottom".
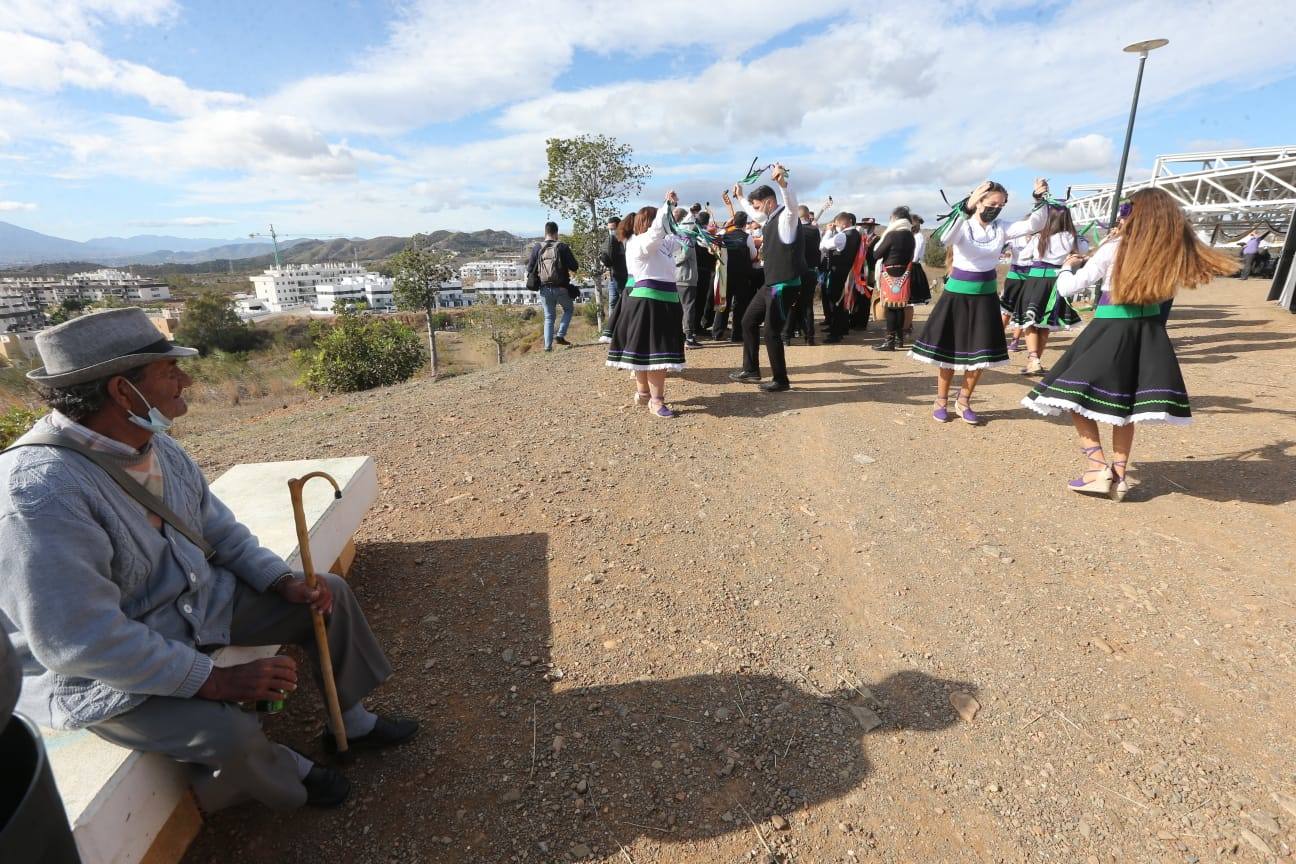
{"left": 871, "top": 206, "right": 917, "bottom": 351}
{"left": 909, "top": 178, "right": 1050, "bottom": 425}
{"left": 1009, "top": 204, "right": 1084, "bottom": 374}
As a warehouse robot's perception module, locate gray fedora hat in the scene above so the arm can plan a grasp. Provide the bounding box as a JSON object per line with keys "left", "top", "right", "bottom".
{"left": 26, "top": 307, "right": 198, "bottom": 388}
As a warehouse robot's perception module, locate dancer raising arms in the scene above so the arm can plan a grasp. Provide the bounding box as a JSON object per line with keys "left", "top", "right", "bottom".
{"left": 910, "top": 178, "right": 1050, "bottom": 424}
{"left": 1009, "top": 204, "right": 1084, "bottom": 374}
{"left": 606, "top": 192, "right": 687, "bottom": 418}
{"left": 730, "top": 164, "right": 802, "bottom": 392}
{"left": 1022, "top": 187, "right": 1234, "bottom": 500}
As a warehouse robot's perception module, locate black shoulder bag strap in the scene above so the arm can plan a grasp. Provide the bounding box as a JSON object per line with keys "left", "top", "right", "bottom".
{"left": 5, "top": 433, "right": 216, "bottom": 560}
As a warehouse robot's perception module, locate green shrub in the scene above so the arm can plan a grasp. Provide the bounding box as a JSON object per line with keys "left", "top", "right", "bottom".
{"left": 0, "top": 406, "right": 41, "bottom": 449}
{"left": 578, "top": 300, "right": 599, "bottom": 327}
{"left": 176, "top": 291, "right": 267, "bottom": 355}
{"left": 298, "top": 311, "right": 425, "bottom": 393}
{"left": 923, "top": 233, "right": 947, "bottom": 268}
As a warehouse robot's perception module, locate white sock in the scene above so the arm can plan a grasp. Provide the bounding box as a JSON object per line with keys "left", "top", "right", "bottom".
{"left": 342, "top": 702, "right": 378, "bottom": 738}
{"left": 280, "top": 744, "right": 314, "bottom": 780}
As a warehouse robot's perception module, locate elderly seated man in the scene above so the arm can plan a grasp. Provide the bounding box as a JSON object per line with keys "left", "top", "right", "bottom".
{"left": 0, "top": 308, "right": 415, "bottom": 811}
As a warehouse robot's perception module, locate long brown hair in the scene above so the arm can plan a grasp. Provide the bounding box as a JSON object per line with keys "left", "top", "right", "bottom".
{"left": 1036, "top": 206, "right": 1077, "bottom": 260}
{"left": 617, "top": 212, "right": 636, "bottom": 242}
{"left": 1110, "top": 188, "right": 1236, "bottom": 304}
{"left": 633, "top": 206, "right": 658, "bottom": 235}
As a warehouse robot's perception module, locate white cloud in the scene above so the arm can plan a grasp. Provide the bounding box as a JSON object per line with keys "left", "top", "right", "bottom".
{"left": 269, "top": 0, "right": 856, "bottom": 133}
{"left": 0, "top": 0, "right": 176, "bottom": 41}
{"left": 0, "top": 200, "right": 36, "bottom": 211}
{"left": 1020, "top": 135, "right": 1115, "bottom": 174}
{"left": 3, "top": 0, "right": 1296, "bottom": 238}
{"left": 130, "top": 216, "right": 236, "bottom": 227}
{"left": 0, "top": 32, "right": 243, "bottom": 115}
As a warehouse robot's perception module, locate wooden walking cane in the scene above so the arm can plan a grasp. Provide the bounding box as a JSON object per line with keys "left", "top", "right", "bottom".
{"left": 287, "top": 472, "right": 348, "bottom": 754}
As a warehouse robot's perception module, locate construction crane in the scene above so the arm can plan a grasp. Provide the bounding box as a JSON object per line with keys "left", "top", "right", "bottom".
{"left": 248, "top": 224, "right": 283, "bottom": 268}
{"left": 248, "top": 225, "right": 354, "bottom": 268}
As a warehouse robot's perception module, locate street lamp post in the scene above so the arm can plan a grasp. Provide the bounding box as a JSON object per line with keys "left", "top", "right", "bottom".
{"left": 1108, "top": 39, "right": 1169, "bottom": 230}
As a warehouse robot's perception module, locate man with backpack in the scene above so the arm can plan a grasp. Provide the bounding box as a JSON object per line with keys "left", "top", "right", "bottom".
{"left": 527, "top": 222, "right": 581, "bottom": 351}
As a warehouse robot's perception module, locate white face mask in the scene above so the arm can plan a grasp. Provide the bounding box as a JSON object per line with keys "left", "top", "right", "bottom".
{"left": 124, "top": 379, "right": 173, "bottom": 434}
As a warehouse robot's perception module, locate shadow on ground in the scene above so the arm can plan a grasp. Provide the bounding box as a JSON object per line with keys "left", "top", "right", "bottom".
{"left": 186, "top": 534, "right": 977, "bottom": 863}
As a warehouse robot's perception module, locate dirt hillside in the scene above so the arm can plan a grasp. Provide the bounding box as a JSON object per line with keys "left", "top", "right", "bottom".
{"left": 181, "top": 278, "right": 1296, "bottom": 864}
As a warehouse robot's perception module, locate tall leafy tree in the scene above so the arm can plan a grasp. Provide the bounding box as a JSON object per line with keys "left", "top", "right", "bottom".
{"left": 391, "top": 245, "right": 456, "bottom": 376}
{"left": 538, "top": 135, "right": 650, "bottom": 330}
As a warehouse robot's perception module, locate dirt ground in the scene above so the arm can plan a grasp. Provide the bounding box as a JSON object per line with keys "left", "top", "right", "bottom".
{"left": 180, "top": 277, "right": 1295, "bottom": 864}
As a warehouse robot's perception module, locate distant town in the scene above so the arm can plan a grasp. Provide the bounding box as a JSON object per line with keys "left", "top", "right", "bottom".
{"left": 0, "top": 244, "right": 597, "bottom": 365}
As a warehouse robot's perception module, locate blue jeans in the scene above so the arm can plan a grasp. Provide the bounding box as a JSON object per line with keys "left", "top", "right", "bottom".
{"left": 539, "top": 285, "right": 574, "bottom": 348}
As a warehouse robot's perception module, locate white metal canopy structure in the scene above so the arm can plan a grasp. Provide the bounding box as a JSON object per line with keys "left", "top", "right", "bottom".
{"left": 1067, "top": 146, "right": 1296, "bottom": 240}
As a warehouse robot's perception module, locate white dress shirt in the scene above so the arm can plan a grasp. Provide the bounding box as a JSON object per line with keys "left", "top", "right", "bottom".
{"left": 912, "top": 231, "right": 926, "bottom": 263}
{"left": 1024, "top": 231, "right": 1079, "bottom": 266}
{"left": 735, "top": 179, "right": 800, "bottom": 246}
{"left": 1056, "top": 238, "right": 1117, "bottom": 300}
{"left": 625, "top": 204, "right": 683, "bottom": 283}
{"left": 947, "top": 205, "right": 1048, "bottom": 273}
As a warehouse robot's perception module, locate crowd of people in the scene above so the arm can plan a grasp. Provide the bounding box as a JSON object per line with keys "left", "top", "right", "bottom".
{"left": 595, "top": 164, "right": 1235, "bottom": 500}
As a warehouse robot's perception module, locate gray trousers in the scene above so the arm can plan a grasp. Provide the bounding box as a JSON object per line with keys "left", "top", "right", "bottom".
{"left": 678, "top": 281, "right": 699, "bottom": 339}
{"left": 88, "top": 573, "right": 391, "bottom": 811}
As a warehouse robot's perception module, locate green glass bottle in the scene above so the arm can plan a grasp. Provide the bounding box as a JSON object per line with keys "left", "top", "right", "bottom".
{"left": 256, "top": 690, "right": 286, "bottom": 714}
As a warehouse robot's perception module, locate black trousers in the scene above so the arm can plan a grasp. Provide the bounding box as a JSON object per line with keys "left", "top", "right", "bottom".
{"left": 712, "top": 274, "right": 755, "bottom": 341}
{"left": 696, "top": 259, "right": 716, "bottom": 333}
{"left": 741, "top": 284, "right": 790, "bottom": 384}
{"left": 783, "top": 269, "right": 817, "bottom": 341}
{"left": 823, "top": 275, "right": 849, "bottom": 339}
{"left": 679, "top": 282, "right": 699, "bottom": 339}
{"left": 883, "top": 305, "right": 905, "bottom": 335}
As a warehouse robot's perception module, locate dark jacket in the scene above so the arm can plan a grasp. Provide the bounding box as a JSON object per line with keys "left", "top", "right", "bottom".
{"left": 800, "top": 222, "right": 822, "bottom": 271}
{"left": 528, "top": 239, "right": 580, "bottom": 288}
{"left": 599, "top": 233, "right": 628, "bottom": 282}
{"left": 872, "top": 229, "right": 916, "bottom": 276}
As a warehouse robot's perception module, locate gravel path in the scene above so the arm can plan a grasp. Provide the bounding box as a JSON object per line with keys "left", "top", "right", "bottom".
{"left": 182, "top": 278, "right": 1295, "bottom": 863}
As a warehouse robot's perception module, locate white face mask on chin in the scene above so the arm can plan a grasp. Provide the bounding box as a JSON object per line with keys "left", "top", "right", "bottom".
{"left": 124, "top": 380, "right": 174, "bottom": 434}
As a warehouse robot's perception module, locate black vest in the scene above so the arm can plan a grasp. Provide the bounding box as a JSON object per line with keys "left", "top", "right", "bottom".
{"left": 722, "top": 229, "right": 752, "bottom": 283}
{"left": 760, "top": 208, "right": 801, "bottom": 285}
{"left": 828, "top": 229, "right": 862, "bottom": 281}
{"left": 800, "top": 222, "right": 822, "bottom": 270}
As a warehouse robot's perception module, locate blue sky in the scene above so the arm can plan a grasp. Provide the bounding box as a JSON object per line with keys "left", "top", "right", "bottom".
{"left": 1, "top": 0, "right": 1294, "bottom": 242}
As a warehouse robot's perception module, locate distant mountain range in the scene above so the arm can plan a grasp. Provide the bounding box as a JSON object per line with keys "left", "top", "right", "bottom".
{"left": 0, "top": 221, "right": 530, "bottom": 268}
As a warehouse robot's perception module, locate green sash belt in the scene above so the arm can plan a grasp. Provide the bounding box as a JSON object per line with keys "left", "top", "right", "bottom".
{"left": 1004, "top": 271, "right": 1026, "bottom": 281}
{"left": 1094, "top": 302, "right": 1162, "bottom": 319}
{"left": 629, "top": 286, "right": 680, "bottom": 303}
{"left": 1026, "top": 267, "right": 1059, "bottom": 278}
{"left": 943, "top": 277, "right": 998, "bottom": 296}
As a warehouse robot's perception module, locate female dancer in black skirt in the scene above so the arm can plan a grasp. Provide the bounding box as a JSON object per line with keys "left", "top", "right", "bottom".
{"left": 607, "top": 192, "right": 686, "bottom": 418}
{"left": 1010, "top": 204, "right": 1083, "bottom": 374}
{"left": 1001, "top": 235, "right": 1031, "bottom": 352}
{"left": 909, "top": 178, "right": 1050, "bottom": 424}
{"left": 1021, "top": 188, "right": 1234, "bottom": 500}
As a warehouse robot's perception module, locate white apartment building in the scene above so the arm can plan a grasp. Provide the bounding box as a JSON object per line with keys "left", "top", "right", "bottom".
{"left": 314, "top": 274, "right": 398, "bottom": 312}
{"left": 250, "top": 262, "right": 369, "bottom": 312}
{"left": 0, "top": 287, "right": 41, "bottom": 332}
{"left": 459, "top": 260, "right": 527, "bottom": 283}
{"left": 1, "top": 270, "right": 171, "bottom": 307}
{"left": 470, "top": 281, "right": 594, "bottom": 306}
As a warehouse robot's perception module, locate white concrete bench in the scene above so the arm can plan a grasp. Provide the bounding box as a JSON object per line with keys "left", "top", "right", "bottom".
{"left": 41, "top": 456, "right": 378, "bottom": 864}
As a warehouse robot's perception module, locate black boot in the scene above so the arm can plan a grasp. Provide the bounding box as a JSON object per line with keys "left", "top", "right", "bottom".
{"left": 873, "top": 333, "right": 897, "bottom": 351}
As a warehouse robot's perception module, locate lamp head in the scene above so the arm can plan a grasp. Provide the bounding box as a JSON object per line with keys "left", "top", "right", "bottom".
{"left": 1124, "top": 38, "right": 1169, "bottom": 57}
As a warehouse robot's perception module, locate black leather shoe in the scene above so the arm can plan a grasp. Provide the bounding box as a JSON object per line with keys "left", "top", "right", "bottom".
{"left": 322, "top": 715, "right": 420, "bottom": 754}
{"left": 303, "top": 764, "right": 351, "bottom": 807}
{"left": 873, "top": 337, "right": 896, "bottom": 351}
{"left": 554, "top": 336, "right": 571, "bottom": 346}
{"left": 760, "top": 380, "right": 791, "bottom": 392}
{"left": 728, "top": 370, "right": 761, "bottom": 383}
